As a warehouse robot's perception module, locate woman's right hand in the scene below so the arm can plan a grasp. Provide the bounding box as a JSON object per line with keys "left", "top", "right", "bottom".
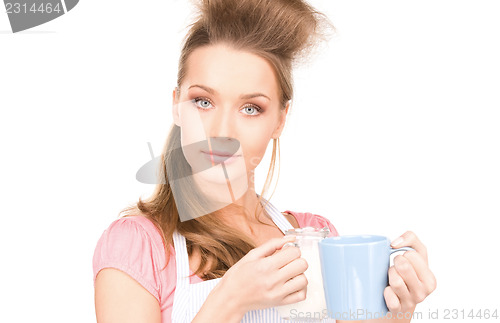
{"left": 216, "top": 235, "right": 309, "bottom": 314}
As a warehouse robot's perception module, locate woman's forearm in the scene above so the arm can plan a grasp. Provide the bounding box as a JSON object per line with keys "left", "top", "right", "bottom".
{"left": 192, "top": 283, "right": 245, "bottom": 323}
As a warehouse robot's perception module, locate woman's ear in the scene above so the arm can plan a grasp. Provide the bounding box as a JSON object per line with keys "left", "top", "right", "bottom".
{"left": 271, "top": 100, "right": 291, "bottom": 139}
{"left": 172, "top": 87, "right": 181, "bottom": 126}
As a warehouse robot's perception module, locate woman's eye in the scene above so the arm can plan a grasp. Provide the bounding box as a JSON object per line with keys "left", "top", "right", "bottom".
{"left": 241, "top": 105, "right": 261, "bottom": 116}
{"left": 193, "top": 98, "right": 212, "bottom": 109}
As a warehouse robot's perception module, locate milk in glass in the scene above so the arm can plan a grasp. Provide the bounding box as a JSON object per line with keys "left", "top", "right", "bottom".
{"left": 276, "top": 227, "right": 330, "bottom": 321}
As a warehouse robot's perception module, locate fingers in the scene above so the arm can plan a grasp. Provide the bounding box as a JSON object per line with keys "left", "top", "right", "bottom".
{"left": 282, "top": 288, "right": 307, "bottom": 306}
{"left": 388, "top": 265, "right": 410, "bottom": 309}
{"left": 403, "top": 250, "right": 437, "bottom": 295}
{"left": 393, "top": 254, "right": 427, "bottom": 305}
{"left": 276, "top": 254, "right": 308, "bottom": 284}
{"left": 281, "top": 274, "right": 308, "bottom": 305}
{"left": 391, "top": 231, "right": 428, "bottom": 263}
{"left": 247, "top": 236, "right": 297, "bottom": 260}
{"left": 389, "top": 251, "right": 437, "bottom": 312}
{"left": 384, "top": 285, "right": 401, "bottom": 313}
{"left": 269, "top": 244, "right": 302, "bottom": 270}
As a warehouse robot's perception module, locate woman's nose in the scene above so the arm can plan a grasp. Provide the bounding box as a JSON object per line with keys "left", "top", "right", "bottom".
{"left": 208, "top": 106, "right": 235, "bottom": 139}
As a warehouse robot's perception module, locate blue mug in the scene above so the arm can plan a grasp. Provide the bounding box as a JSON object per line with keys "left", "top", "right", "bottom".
{"left": 318, "top": 235, "right": 414, "bottom": 321}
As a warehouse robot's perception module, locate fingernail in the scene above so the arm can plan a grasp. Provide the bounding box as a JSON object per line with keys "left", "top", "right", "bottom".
{"left": 391, "top": 237, "right": 403, "bottom": 246}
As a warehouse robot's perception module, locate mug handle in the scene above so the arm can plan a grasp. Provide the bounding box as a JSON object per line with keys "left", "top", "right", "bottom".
{"left": 389, "top": 247, "right": 415, "bottom": 267}
{"left": 390, "top": 247, "right": 415, "bottom": 254}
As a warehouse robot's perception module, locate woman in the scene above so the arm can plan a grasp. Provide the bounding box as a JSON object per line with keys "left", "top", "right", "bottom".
{"left": 93, "top": 0, "right": 436, "bottom": 322}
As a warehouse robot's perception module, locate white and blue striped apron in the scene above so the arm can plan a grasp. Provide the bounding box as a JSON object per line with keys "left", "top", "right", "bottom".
{"left": 170, "top": 196, "right": 336, "bottom": 322}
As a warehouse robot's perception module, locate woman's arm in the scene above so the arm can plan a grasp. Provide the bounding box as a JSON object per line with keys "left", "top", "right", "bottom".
{"left": 94, "top": 268, "right": 161, "bottom": 323}
{"left": 192, "top": 281, "right": 246, "bottom": 323}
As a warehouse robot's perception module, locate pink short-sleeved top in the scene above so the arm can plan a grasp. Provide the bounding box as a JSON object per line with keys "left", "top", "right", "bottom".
{"left": 92, "top": 210, "right": 339, "bottom": 321}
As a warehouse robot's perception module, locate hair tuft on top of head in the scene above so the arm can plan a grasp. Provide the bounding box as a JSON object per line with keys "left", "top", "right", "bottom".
{"left": 187, "top": 0, "right": 335, "bottom": 66}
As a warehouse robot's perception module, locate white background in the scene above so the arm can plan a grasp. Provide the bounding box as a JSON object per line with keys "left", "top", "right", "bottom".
{"left": 1, "top": 0, "right": 499, "bottom": 322}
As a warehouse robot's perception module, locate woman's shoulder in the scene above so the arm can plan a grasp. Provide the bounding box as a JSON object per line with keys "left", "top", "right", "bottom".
{"left": 102, "top": 215, "right": 167, "bottom": 249}
{"left": 92, "top": 215, "right": 173, "bottom": 285}
{"left": 282, "top": 210, "right": 339, "bottom": 237}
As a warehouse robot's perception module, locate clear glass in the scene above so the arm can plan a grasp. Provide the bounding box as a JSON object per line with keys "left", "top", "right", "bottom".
{"left": 276, "top": 226, "right": 330, "bottom": 321}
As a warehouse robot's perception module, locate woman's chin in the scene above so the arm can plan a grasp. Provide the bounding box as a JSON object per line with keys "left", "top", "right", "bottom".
{"left": 192, "top": 168, "right": 249, "bottom": 198}
{"left": 193, "top": 166, "right": 245, "bottom": 184}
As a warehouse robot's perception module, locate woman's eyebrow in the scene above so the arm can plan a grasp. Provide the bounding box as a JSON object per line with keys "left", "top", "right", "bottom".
{"left": 188, "top": 84, "right": 271, "bottom": 101}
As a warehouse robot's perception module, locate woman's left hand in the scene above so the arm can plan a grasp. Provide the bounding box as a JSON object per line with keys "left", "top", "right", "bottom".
{"left": 384, "top": 231, "right": 437, "bottom": 314}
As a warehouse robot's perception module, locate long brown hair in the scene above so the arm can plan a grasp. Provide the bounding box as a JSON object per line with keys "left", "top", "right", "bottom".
{"left": 119, "top": 0, "right": 335, "bottom": 280}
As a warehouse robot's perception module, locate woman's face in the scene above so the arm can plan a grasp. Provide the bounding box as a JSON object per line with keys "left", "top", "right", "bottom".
{"left": 172, "top": 43, "right": 288, "bottom": 199}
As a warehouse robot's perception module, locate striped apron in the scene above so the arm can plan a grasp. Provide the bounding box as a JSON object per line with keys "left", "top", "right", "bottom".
{"left": 170, "top": 196, "right": 337, "bottom": 322}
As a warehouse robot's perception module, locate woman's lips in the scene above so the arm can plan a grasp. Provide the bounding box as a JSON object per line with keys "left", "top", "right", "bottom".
{"left": 201, "top": 151, "right": 241, "bottom": 164}
{"left": 201, "top": 150, "right": 239, "bottom": 156}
